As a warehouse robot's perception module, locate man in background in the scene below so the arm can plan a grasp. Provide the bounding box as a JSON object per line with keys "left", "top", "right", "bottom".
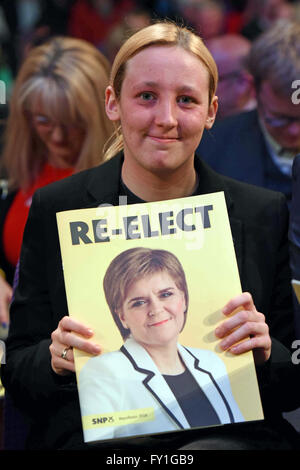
{"left": 198, "top": 20, "right": 300, "bottom": 204}
{"left": 206, "top": 34, "right": 256, "bottom": 120}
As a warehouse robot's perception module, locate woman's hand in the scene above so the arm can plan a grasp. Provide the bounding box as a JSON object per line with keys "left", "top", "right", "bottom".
{"left": 0, "top": 275, "right": 12, "bottom": 327}
{"left": 50, "top": 316, "right": 102, "bottom": 375}
{"left": 215, "top": 292, "right": 271, "bottom": 365}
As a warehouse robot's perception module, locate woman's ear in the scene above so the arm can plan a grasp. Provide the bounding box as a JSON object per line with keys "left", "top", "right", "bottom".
{"left": 205, "top": 95, "right": 218, "bottom": 130}
{"left": 105, "top": 86, "right": 121, "bottom": 122}
{"left": 116, "top": 309, "right": 128, "bottom": 329}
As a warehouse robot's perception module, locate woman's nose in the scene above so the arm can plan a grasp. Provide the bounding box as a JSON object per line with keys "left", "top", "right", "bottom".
{"left": 155, "top": 99, "right": 177, "bottom": 128}
{"left": 148, "top": 298, "right": 163, "bottom": 316}
{"left": 50, "top": 124, "right": 65, "bottom": 142}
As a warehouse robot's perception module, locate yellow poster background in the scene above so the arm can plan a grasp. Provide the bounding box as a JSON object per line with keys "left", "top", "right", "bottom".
{"left": 57, "top": 192, "right": 263, "bottom": 425}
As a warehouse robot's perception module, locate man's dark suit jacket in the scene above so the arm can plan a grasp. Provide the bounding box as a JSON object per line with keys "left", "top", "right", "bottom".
{"left": 197, "top": 110, "right": 292, "bottom": 202}
{"left": 1, "top": 153, "right": 299, "bottom": 449}
{"left": 290, "top": 155, "right": 300, "bottom": 280}
{"left": 289, "top": 155, "right": 300, "bottom": 337}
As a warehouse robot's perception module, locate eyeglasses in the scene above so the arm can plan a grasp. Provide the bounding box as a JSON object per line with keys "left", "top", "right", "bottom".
{"left": 29, "top": 113, "right": 85, "bottom": 131}
{"left": 258, "top": 100, "right": 300, "bottom": 128}
{"left": 262, "top": 114, "right": 300, "bottom": 128}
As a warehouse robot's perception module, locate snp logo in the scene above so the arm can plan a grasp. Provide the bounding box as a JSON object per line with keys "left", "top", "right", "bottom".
{"left": 291, "top": 80, "right": 300, "bottom": 105}
{"left": 92, "top": 416, "right": 115, "bottom": 425}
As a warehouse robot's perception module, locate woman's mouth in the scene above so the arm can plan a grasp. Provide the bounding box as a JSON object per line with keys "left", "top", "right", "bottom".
{"left": 148, "top": 135, "right": 179, "bottom": 143}
{"left": 149, "top": 318, "right": 170, "bottom": 327}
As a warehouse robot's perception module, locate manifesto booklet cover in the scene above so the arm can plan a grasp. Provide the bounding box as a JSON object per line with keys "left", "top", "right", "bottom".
{"left": 57, "top": 192, "right": 264, "bottom": 444}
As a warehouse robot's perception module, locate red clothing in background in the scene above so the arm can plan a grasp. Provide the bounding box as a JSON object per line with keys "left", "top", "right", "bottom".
{"left": 68, "top": 0, "right": 134, "bottom": 48}
{"left": 3, "top": 164, "right": 72, "bottom": 267}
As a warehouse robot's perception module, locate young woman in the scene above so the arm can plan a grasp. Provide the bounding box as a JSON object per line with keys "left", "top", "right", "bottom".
{"left": 0, "top": 36, "right": 113, "bottom": 328}
{"left": 2, "top": 22, "right": 299, "bottom": 450}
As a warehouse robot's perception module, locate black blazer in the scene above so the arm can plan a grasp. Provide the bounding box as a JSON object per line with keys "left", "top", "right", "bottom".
{"left": 0, "top": 186, "right": 17, "bottom": 284}
{"left": 290, "top": 155, "right": 300, "bottom": 280}
{"left": 2, "top": 154, "right": 299, "bottom": 449}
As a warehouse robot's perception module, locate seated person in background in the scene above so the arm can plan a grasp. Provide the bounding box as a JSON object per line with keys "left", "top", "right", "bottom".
{"left": 1, "top": 22, "right": 300, "bottom": 450}
{"left": 206, "top": 34, "right": 256, "bottom": 120}
{"left": 198, "top": 19, "right": 300, "bottom": 204}
{"left": 0, "top": 36, "right": 113, "bottom": 330}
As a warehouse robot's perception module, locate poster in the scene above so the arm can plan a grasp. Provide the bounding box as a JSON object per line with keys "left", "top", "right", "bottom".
{"left": 292, "top": 279, "right": 300, "bottom": 304}
{"left": 57, "top": 192, "right": 263, "bottom": 444}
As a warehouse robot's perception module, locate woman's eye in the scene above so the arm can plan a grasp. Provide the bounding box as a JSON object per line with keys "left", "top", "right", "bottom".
{"left": 131, "top": 300, "right": 146, "bottom": 308}
{"left": 139, "top": 92, "right": 155, "bottom": 101}
{"left": 34, "top": 114, "right": 51, "bottom": 125}
{"left": 178, "top": 96, "right": 194, "bottom": 104}
{"left": 161, "top": 291, "right": 173, "bottom": 298}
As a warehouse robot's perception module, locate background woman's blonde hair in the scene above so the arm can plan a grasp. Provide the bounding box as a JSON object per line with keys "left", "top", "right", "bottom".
{"left": 3, "top": 36, "right": 114, "bottom": 190}
{"left": 104, "top": 21, "right": 218, "bottom": 160}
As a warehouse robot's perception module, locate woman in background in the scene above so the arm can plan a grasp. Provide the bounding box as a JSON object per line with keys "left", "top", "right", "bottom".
{"left": 0, "top": 36, "right": 113, "bottom": 329}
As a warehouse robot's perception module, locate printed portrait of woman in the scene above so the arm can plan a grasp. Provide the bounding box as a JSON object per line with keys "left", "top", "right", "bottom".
{"left": 78, "top": 247, "right": 244, "bottom": 443}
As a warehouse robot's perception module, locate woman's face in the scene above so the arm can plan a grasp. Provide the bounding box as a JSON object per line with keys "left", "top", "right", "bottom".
{"left": 30, "top": 102, "right": 86, "bottom": 168}
{"left": 106, "top": 45, "right": 218, "bottom": 176}
{"left": 118, "top": 271, "right": 186, "bottom": 350}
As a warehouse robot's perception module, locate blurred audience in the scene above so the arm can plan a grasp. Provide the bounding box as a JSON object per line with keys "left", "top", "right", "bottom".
{"left": 198, "top": 19, "right": 300, "bottom": 203}
{"left": 68, "top": 0, "right": 135, "bottom": 52}
{"left": 183, "top": 0, "right": 226, "bottom": 40}
{"left": 103, "top": 6, "right": 151, "bottom": 62}
{"left": 206, "top": 34, "right": 256, "bottom": 119}
{"left": 0, "top": 36, "right": 113, "bottom": 331}
{"left": 38, "top": 0, "right": 75, "bottom": 36}
{"left": 242, "top": 0, "right": 295, "bottom": 40}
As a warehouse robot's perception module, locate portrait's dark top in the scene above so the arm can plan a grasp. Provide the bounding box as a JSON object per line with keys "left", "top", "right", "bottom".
{"left": 163, "top": 368, "right": 221, "bottom": 428}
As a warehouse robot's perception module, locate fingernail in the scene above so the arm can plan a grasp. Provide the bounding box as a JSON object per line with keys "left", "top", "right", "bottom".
{"left": 215, "top": 327, "right": 221, "bottom": 337}
{"left": 94, "top": 345, "right": 101, "bottom": 354}
{"left": 1, "top": 322, "right": 7, "bottom": 329}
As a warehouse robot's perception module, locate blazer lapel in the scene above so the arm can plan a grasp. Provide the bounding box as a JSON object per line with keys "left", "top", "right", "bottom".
{"left": 178, "top": 345, "right": 233, "bottom": 423}
{"left": 86, "top": 153, "right": 123, "bottom": 206}
{"left": 122, "top": 338, "right": 190, "bottom": 429}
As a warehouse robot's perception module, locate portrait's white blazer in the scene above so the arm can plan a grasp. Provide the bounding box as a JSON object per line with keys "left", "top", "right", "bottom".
{"left": 79, "top": 337, "right": 244, "bottom": 443}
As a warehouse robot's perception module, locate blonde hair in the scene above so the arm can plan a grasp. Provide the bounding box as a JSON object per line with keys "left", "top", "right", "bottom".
{"left": 3, "top": 36, "right": 114, "bottom": 190}
{"left": 104, "top": 21, "right": 218, "bottom": 160}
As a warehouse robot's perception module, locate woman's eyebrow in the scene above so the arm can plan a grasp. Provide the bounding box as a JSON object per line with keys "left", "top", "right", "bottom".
{"left": 158, "top": 287, "right": 175, "bottom": 293}
{"left": 131, "top": 82, "right": 198, "bottom": 94}
{"left": 131, "top": 81, "right": 158, "bottom": 91}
